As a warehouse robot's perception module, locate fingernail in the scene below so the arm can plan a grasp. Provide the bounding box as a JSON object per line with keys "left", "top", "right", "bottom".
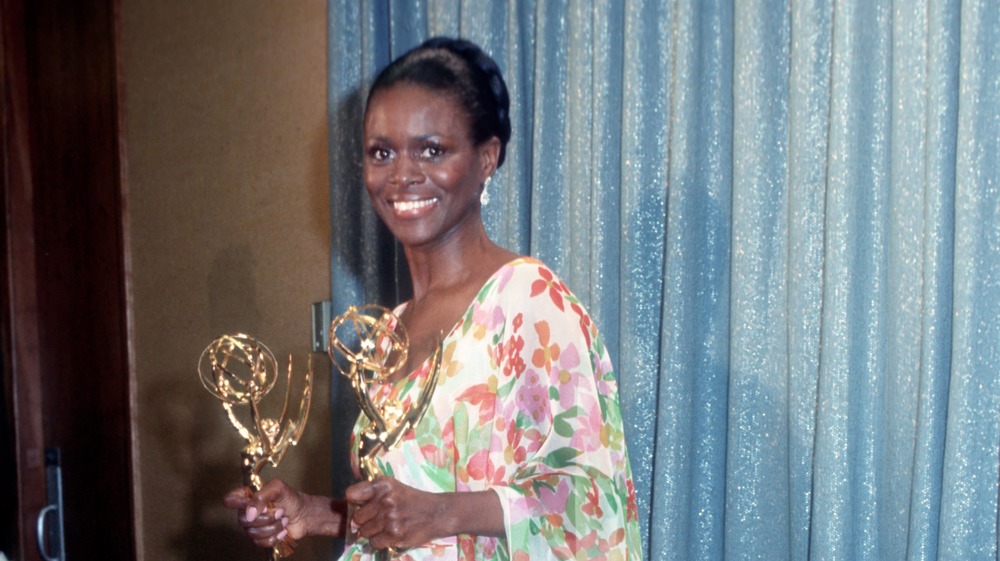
{"left": 350, "top": 520, "right": 359, "bottom": 534}
{"left": 277, "top": 528, "right": 288, "bottom": 541}
{"left": 281, "top": 516, "right": 289, "bottom": 528}
{"left": 262, "top": 506, "right": 269, "bottom": 515}
{"left": 246, "top": 506, "right": 258, "bottom": 522}
{"left": 275, "top": 508, "right": 285, "bottom": 519}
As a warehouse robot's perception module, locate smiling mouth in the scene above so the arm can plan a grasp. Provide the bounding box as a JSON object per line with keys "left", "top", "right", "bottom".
{"left": 392, "top": 198, "right": 438, "bottom": 212}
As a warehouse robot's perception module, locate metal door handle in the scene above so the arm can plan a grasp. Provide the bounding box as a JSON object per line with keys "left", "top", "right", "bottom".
{"left": 36, "top": 447, "right": 65, "bottom": 561}
{"left": 36, "top": 505, "right": 60, "bottom": 561}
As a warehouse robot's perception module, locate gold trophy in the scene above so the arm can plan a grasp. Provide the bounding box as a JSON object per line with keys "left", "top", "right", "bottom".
{"left": 199, "top": 333, "right": 312, "bottom": 560}
{"left": 327, "top": 305, "right": 442, "bottom": 558}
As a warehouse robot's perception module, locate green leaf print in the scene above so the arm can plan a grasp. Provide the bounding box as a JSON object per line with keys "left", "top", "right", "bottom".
{"left": 546, "top": 447, "right": 582, "bottom": 468}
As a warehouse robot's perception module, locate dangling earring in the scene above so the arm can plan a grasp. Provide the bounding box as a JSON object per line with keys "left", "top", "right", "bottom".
{"left": 480, "top": 176, "right": 492, "bottom": 206}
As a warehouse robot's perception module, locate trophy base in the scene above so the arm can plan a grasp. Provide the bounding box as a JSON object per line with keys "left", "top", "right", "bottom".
{"left": 269, "top": 536, "right": 296, "bottom": 560}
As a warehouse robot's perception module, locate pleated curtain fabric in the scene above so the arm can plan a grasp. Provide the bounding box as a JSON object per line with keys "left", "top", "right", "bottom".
{"left": 326, "top": 1, "right": 1000, "bottom": 559}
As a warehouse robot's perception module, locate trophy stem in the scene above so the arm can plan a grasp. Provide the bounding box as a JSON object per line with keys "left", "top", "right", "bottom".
{"left": 242, "top": 451, "right": 262, "bottom": 491}
{"left": 242, "top": 444, "right": 298, "bottom": 559}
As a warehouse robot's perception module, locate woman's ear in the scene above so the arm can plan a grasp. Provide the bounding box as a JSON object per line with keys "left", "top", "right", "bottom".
{"left": 479, "top": 136, "right": 501, "bottom": 180}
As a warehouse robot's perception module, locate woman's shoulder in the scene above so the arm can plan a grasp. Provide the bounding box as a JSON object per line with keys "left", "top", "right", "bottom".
{"left": 487, "top": 256, "right": 563, "bottom": 292}
{"left": 482, "top": 256, "right": 584, "bottom": 313}
{"left": 497, "top": 256, "right": 565, "bottom": 279}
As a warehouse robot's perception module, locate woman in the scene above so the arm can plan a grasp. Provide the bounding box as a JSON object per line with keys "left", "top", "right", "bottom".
{"left": 225, "top": 37, "right": 642, "bottom": 560}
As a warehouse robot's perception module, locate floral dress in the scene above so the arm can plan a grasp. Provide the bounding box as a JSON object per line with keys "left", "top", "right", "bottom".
{"left": 340, "top": 258, "right": 642, "bottom": 561}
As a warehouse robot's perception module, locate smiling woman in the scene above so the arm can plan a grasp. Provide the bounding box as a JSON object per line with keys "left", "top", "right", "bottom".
{"left": 223, "top": 37, "right": 643, "bottom": 561}
{"left": 362, "top": 83, "right": 496, "bottom": 255}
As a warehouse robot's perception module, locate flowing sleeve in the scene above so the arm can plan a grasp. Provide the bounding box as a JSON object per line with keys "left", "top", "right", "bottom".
{"left": 485, "top": 263, "right": 641, "bottom": 561}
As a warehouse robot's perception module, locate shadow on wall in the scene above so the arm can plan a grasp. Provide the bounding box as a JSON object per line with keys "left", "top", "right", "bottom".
{"left": 144, "top": 374, "right": 260, "bottom": 560}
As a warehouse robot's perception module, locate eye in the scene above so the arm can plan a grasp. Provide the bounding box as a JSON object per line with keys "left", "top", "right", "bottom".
{"left": 367, "top": 145, "right": 393, "bottom": 163}
{"left": 419, "top": 143, "right": 445, "bottom": 160}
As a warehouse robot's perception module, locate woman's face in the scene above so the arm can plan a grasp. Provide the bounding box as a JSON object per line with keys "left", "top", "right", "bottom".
{"left": 363, "top": 83, "right": 497, "bottom": 250}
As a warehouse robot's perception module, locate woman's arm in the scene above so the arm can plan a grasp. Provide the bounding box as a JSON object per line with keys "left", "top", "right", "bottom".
{"left": 480, "top": 261, "right": 641, "bottom": 559}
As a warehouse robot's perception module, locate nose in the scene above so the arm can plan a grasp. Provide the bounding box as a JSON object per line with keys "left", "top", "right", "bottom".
{"left": 391, "top": 155, "right": 424, "bottom": 186}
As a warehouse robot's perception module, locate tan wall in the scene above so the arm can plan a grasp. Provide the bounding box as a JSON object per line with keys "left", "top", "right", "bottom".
{"left": 122, "top": 2, "right": 333, "bottom": 559}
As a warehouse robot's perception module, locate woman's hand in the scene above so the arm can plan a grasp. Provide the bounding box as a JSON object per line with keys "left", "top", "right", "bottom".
{"left": 223, "top": 479, "right": 346, "bottom": 549}
{"left": 347, "top": 477, "right": 446, "bottom": 551}
{"left": 347, "top": 478, "right": 504, "bottom": 551}
{"left": 222, "top": 480, "right": 298, "bottom": 548}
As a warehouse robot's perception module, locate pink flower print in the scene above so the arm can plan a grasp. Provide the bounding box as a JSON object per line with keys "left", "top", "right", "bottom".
{"left": 504, "top": 420, "right": 528, "bottom": 465}
{"left": 465, "top": 449, "right": 507, "bottom": 485}
{"left": 455, "top": 382, "right": 498, "bottom": 428}
{"left": 420, "top": 442, "right": 446, "bottom": 468}
{"left": 564, "top": 529, "right": 601, "bottom": 557}
{"left": 472, "top": 303, "right": 506, "bottom": 340}
{"left": 440, "top": 416, "right": 454, "bottom": 444}
{"left": 521, "top": 426, "right": 545, "bottom": 455}
{"left": 552, "top": 543, "right": 573, "bottom": 560}
{"left": 495, "top": 262, "right": 515, "bottom": 292}
{"left": 470, "top": 304, "right": 491, "bottom": 340}
{"left": 515, "top": 368, "right": 549, "bottom": 424}
{"left": 490, "top": 305, "right": 506, "bottom": 331}
{"left": 536, "top": 475, "right": 571, "bottom": 512}
{"left": 569, "top": 401, "right": 605, "bottom": 453}
{"left": 553, "top": 344, "right": 581, "bottom": 409}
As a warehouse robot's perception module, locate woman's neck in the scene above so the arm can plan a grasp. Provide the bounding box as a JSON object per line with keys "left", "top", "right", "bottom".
{"left": 403, "top": 221, "right": 517, "bottom": 302}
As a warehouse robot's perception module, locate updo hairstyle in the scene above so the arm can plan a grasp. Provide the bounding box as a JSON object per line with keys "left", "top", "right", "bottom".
{"left": 365, "top": 37, "right": 512, "bottom": 169}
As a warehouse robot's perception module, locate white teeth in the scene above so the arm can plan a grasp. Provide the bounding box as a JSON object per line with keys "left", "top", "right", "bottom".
{"left": 393, "top": 199, "right": 437, "bottom": 212}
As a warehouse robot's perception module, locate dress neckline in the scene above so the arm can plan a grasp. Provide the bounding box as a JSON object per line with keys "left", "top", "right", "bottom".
{"left": 392, "top": 256, "right": 537, "bottom": 379}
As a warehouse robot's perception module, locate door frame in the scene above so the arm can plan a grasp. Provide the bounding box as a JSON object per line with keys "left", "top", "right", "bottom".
{"left": 1, "top": 0, "right": 139, "bottom": 559}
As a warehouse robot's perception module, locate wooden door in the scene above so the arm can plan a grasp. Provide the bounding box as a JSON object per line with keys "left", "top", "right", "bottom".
{"left": 1, "top": 0, "right": 137, "bottom": 559}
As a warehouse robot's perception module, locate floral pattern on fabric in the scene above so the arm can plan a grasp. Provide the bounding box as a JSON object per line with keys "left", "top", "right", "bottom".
{"left": 340, "top": 258, "right": 642, "bottom": 561}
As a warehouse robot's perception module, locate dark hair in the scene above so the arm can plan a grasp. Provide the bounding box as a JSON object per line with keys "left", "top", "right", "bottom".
{"left": 365, "top": 37, "right": 512, "bottom": 168}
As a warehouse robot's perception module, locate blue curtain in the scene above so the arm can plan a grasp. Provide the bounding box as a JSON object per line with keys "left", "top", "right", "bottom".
{"left": 326, "top": 1, "right": 1000, "bottom": 559}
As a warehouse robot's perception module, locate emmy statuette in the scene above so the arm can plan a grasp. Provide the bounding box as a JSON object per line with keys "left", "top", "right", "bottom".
{"left": 327, "top": 305, "right": 442, "bottom": 559}
{"left": 199, "top": 334, "right": 312, "bottom": 560}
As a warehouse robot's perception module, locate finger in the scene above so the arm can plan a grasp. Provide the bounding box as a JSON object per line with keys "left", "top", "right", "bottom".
{"left": 222, "top": 487, "right": 252, "bottom": 509}
{"left": 244, "top": 499, "right": 276, "bottom": 524}
{"left": 252, "top": 530, "right": 281, "bottom": 549}
{"left": 256, "top": 527, "right": 290, "bottom": 549}
{"left": 245, "top": 514, "right": 289, "bottom": 546}
{"left": 350, "top": 484, "right": 390, "bottom": 528}
{"left": 238, "top": 505, "right": 285, "bottom": 528}
{"left": 358, "top": 496, "right": 405, "bottom": 544}
{"left": 350, "top": 499, "right": 375, "bottom": 528}
{"left": 355, "top": 509, "right": 388, "bottom": 544}
{"left": 345, "top": 480, "right": 376, "bottom": 505}
{"left": 368, "top": 518, "right": 403, "bottom": 551}
{"left": 246, "top": 518, "right": 283, "bottom": 538}
{"left": 253, "top": 479, "right": 289, "bottom": 504}
{"left": 353, "top": 477, "right": 404, "bottom": 527}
